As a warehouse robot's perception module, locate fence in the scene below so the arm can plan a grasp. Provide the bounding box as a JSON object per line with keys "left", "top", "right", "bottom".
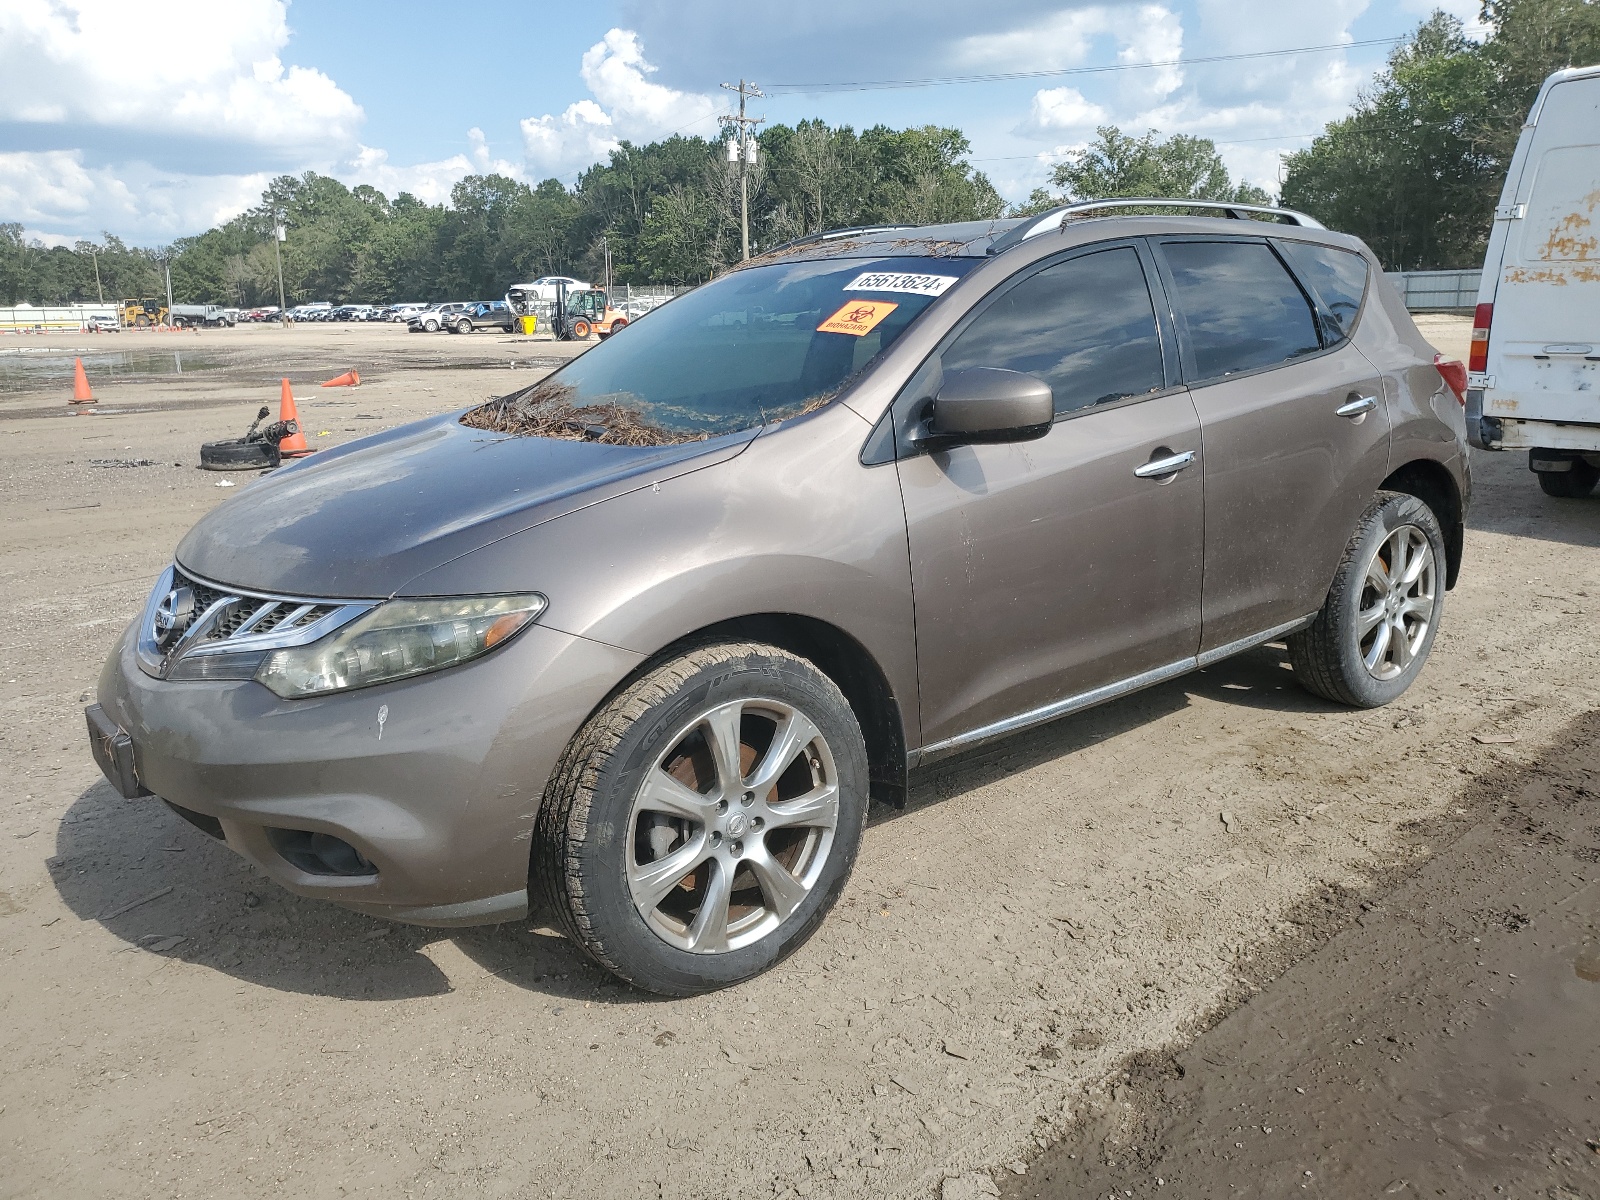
{"left": 1384, "top": 270, "right": 1482, "bottom": 312}
{"left": 1, "top": 303, "right": 120, "bottom": 333}
{"left": 614, "top": 284, "right": 688, "bottom": 318}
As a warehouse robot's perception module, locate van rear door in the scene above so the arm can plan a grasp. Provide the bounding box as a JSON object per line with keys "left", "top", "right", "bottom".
{"left": 1484, "top": 71, "right": 1600, "bottom": 436}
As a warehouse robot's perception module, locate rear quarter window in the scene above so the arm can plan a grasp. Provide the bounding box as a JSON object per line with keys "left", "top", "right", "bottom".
{"left": 1276, "top": 241, "right": 1371, "bottom": 341}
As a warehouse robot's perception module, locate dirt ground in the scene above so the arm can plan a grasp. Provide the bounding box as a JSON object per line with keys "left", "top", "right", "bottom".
{"left": 2, "top": 316, "right": 1597, "bottom": 1200}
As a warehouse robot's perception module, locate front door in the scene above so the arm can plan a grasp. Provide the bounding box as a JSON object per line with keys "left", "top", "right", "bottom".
{"left": 1152, "top": 237, "right": 1392, "bottom": 652}
{"left": 896, "top": 243, "right": 1206, "bottom": 753}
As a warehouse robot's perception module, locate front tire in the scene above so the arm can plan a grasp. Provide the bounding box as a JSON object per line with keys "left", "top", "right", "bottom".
{"left": 534, "top": 642, "right": 869, "bottom": 996}
{"left": 1288, "top": 491, "right": 1446, "bottom": 708}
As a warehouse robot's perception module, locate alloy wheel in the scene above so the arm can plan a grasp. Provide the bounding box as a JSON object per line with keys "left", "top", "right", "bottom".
{"left": 625, "top": 698, "right": 839, "bottom": 954}
{"left": 1356, "top": 523, "right": 1436, "bottom": 681}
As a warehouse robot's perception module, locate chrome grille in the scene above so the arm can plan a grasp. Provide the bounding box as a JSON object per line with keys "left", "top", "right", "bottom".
{"left": 137, "top": 565, "right": 374, "bottom": 681}
{"left": 170, "top": 567, "right": 341, "bottom": 646}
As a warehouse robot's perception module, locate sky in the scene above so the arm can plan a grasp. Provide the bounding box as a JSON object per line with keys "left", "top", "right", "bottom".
{"left": 0, "top": 0, "right": 1486, "bottom": 247}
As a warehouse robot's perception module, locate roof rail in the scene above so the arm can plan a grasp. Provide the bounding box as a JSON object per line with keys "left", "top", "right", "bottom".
{"left": 987, "top": 198, "right": 1325, "bottom": 255}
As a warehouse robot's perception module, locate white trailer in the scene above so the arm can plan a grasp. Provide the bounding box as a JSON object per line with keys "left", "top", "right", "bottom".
{"left": 1467, "top": 63, "right": 1600, "bottom": 497}
{"left": 0, "top": 302, "right": 120, "bottom": 333}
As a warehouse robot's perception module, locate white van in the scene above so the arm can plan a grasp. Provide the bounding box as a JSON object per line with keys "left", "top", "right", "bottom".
{"left": 1467, "top": 64, "right": 1600, "bottom": 497}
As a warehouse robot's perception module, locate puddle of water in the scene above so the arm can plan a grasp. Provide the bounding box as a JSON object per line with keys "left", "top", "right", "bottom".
{"left": 0, "top": 348, "right": 230, "bottom": 394}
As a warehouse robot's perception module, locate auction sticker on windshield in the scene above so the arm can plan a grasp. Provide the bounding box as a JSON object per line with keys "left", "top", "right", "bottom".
{"left": 844, "top": 271, "right": 959, "bottom": 297}
{"left": 818, "top": 300, "right": 899, "bottom": 337}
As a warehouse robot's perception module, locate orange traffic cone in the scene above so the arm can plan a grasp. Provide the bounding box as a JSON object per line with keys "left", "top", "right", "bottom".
{"left": 277, "top": 378, "right": 312, "bottom": 458}
{"left": 70, "top": 356, "right": 96, "bottom": 404}
{"left": 321, "top": 369, "right": 359, "bottom": 388}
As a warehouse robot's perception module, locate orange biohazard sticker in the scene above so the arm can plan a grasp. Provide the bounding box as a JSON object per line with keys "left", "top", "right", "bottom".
{"left": 817, "top": 299, "right": 898, "bottom": 337}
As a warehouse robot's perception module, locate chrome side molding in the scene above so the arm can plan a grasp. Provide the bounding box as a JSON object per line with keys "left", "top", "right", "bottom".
{"left": 913, "top": 614, "right": 1317, "bottom": 763}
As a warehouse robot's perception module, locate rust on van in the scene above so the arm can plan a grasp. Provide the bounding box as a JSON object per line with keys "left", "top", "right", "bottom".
{"left": 1537, "top": 189, "right": 1600, "bottom": 262}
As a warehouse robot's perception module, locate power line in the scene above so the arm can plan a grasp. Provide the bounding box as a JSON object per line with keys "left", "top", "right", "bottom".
{"left": 766, "top": 37, "right": 1404, "bottom": 94}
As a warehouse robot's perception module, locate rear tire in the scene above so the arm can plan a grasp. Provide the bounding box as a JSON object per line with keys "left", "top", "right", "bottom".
{"left": 1536, "top": 459, "right": 1599, "bottom": 498}
{"left": 534, "top": 641, "right": 869, "bottom": 996}
{"left": 1288, "top": 491, "right": 1446, "bottom": 708}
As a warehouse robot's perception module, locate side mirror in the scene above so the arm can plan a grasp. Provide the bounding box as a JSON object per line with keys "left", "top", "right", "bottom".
{"left": 921, "top": 367, "right": 1054, "bottom": 448}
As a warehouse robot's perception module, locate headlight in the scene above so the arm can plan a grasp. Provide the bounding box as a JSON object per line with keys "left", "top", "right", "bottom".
{"left": 256, "top": 594, "right": 546, "bottom": 698}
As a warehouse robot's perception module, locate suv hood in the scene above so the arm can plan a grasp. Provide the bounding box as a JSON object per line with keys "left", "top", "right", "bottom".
{"left": 175, "top": 412, "right": 753, "bottom": 598}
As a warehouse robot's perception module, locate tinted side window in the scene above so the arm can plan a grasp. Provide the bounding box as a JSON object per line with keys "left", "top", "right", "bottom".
{"left": 942, "top": 247, "right": 1165, "bottom": 415}
{"left": 1275, "top": 240, "right": 1370, "bottom": 340}
{"left": 1161, "top": 241, "right": 1322, "bottom": 381}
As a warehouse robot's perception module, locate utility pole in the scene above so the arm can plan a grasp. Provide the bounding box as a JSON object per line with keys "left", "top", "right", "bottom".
{"left": 719, "top": 79, "right": 765, "bottom": 261}
{"left": 272, "top": 213, "right": 289, "bottom": 326}
{"left": 89, "top": 247, "right": 104, "bottom": 303}
{"left": 163, "top": 258, "right": 174, "bottom": 317}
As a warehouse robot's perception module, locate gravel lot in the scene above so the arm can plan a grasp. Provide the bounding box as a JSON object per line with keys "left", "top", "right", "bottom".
{"left": 2, "top": 316, "right": 1596, "bottom": 1199}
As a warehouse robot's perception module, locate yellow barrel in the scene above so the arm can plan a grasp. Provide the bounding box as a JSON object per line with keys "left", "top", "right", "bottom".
{"left": 518, "top": 315, "right": 538, "bottom": 335}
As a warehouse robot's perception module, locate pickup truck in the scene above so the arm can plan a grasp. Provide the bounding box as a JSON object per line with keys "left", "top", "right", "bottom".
{"left": 447, "top": 301, "right": 514, "bottom": 334}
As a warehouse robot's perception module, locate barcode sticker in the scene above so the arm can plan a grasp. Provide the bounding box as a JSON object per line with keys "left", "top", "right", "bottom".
{"left": 843, "top": 272, "right": 959, "bottom": 297}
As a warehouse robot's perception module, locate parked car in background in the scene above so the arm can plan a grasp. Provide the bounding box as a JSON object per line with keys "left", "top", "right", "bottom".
{"left": 88, "top": 201, "right": 1470, "bottom": 996}
{"left": 448, "top": 300, "right": 514, "bottom": 333}
{"left": 509, "top": 276, "right": 591, "bottom": 302}
{"left": 85, "top": 314, "right": 120, "bottom": 332}
{"left": 1467, "top": 64, "right": 1600, "bottom": 498}
{"left": 408, "top": 302, "right": 473, "bottom": 333}
{"left": 387, "top": 304, "right": 427, "bottom": 322}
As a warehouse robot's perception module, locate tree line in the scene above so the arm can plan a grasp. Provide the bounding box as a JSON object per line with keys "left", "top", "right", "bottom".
{"left": 0, "top": 123, "right": 1004, "bottom": 307}
{"left": 2, "top": 0, "right": 1596, "bottom": 306}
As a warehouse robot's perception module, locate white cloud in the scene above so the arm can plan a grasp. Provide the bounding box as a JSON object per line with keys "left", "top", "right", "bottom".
{"left": 520, "top": 29, "right": 726, "bottom": 177}
{"left": 0, "top": 149, "right": 270, "bottom": 243}
{"left": 992, "top": 0, "right": 1396, "bottom": 199}
{"left": 1028, "top": 88, "right": 1112, "bottom": 134}
{"left": 0, "top": 0, "right": 528, "bottom": 243}
{"left": 0, "top": 0, "right": 362, "bottom": 162}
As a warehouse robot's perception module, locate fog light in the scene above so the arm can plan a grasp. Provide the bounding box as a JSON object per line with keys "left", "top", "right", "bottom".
{"left": 268, "top": 828, "right": 378, "bottom": 877}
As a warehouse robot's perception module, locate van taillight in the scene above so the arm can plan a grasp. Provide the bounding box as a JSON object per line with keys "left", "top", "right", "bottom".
{"left": 1469, "top": 302, "right": 1492, "bottom": 373}
{"left": 1434, "top": 354, "right": 1468, "bottom": 405}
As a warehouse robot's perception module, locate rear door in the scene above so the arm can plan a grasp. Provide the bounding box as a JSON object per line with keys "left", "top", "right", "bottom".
{"left": 1152, "top": 237, "right": 1391, "bottom": 652}
{"left": 897, "top": 241, "right": 1205, "bottom": 751}
{"left": 1486, "top": 74, "right": 1600, "bottom": 429}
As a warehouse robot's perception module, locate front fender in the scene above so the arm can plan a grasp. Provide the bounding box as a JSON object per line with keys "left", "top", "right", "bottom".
{"left": 398, "top": 403, "right": 923, "bottom": 747}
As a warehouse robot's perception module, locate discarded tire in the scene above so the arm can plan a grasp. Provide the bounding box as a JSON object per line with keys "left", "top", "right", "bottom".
{"left": 200, "top": 438, "right": 279, "bottom": 471}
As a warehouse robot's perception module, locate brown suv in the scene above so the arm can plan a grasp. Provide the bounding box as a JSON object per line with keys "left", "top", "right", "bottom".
{"left": 89, "top": 200, "right": 1470, "bottom": 995}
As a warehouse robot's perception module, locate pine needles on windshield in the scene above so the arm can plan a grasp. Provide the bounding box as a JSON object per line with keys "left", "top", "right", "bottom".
{"left": 460, "top": 380, "right": 708, "bottom": 447}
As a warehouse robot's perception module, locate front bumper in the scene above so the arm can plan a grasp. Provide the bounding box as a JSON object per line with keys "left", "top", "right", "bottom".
{"left": 94, "top": 619, "right": 643, "bottom": 926}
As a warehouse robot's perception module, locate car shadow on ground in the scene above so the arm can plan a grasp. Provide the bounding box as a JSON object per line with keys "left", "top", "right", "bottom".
{"left": 52, "top": 643, "right": 1344, "bottom": 1004}
{"left": 1465, "top": 452, "right": 1600, "bottom": 551}
{"left": 888, "top": 642, "right": 1341, "bottom": 823}
{"left": 50, "top": 780, "right": 608, "bottom": 1002}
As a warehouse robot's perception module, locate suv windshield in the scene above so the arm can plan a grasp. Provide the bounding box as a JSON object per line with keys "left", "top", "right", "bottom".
{"left": 464, "top": 256, "right": 976, "bottom": 443}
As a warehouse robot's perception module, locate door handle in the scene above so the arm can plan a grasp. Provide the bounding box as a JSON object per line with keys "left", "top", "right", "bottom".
{"left": 1336, "top": 394, "right": 1378, "bottom": 418}
{"left": 1133, "top": 450, "right": 1196, "bottom": 478}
